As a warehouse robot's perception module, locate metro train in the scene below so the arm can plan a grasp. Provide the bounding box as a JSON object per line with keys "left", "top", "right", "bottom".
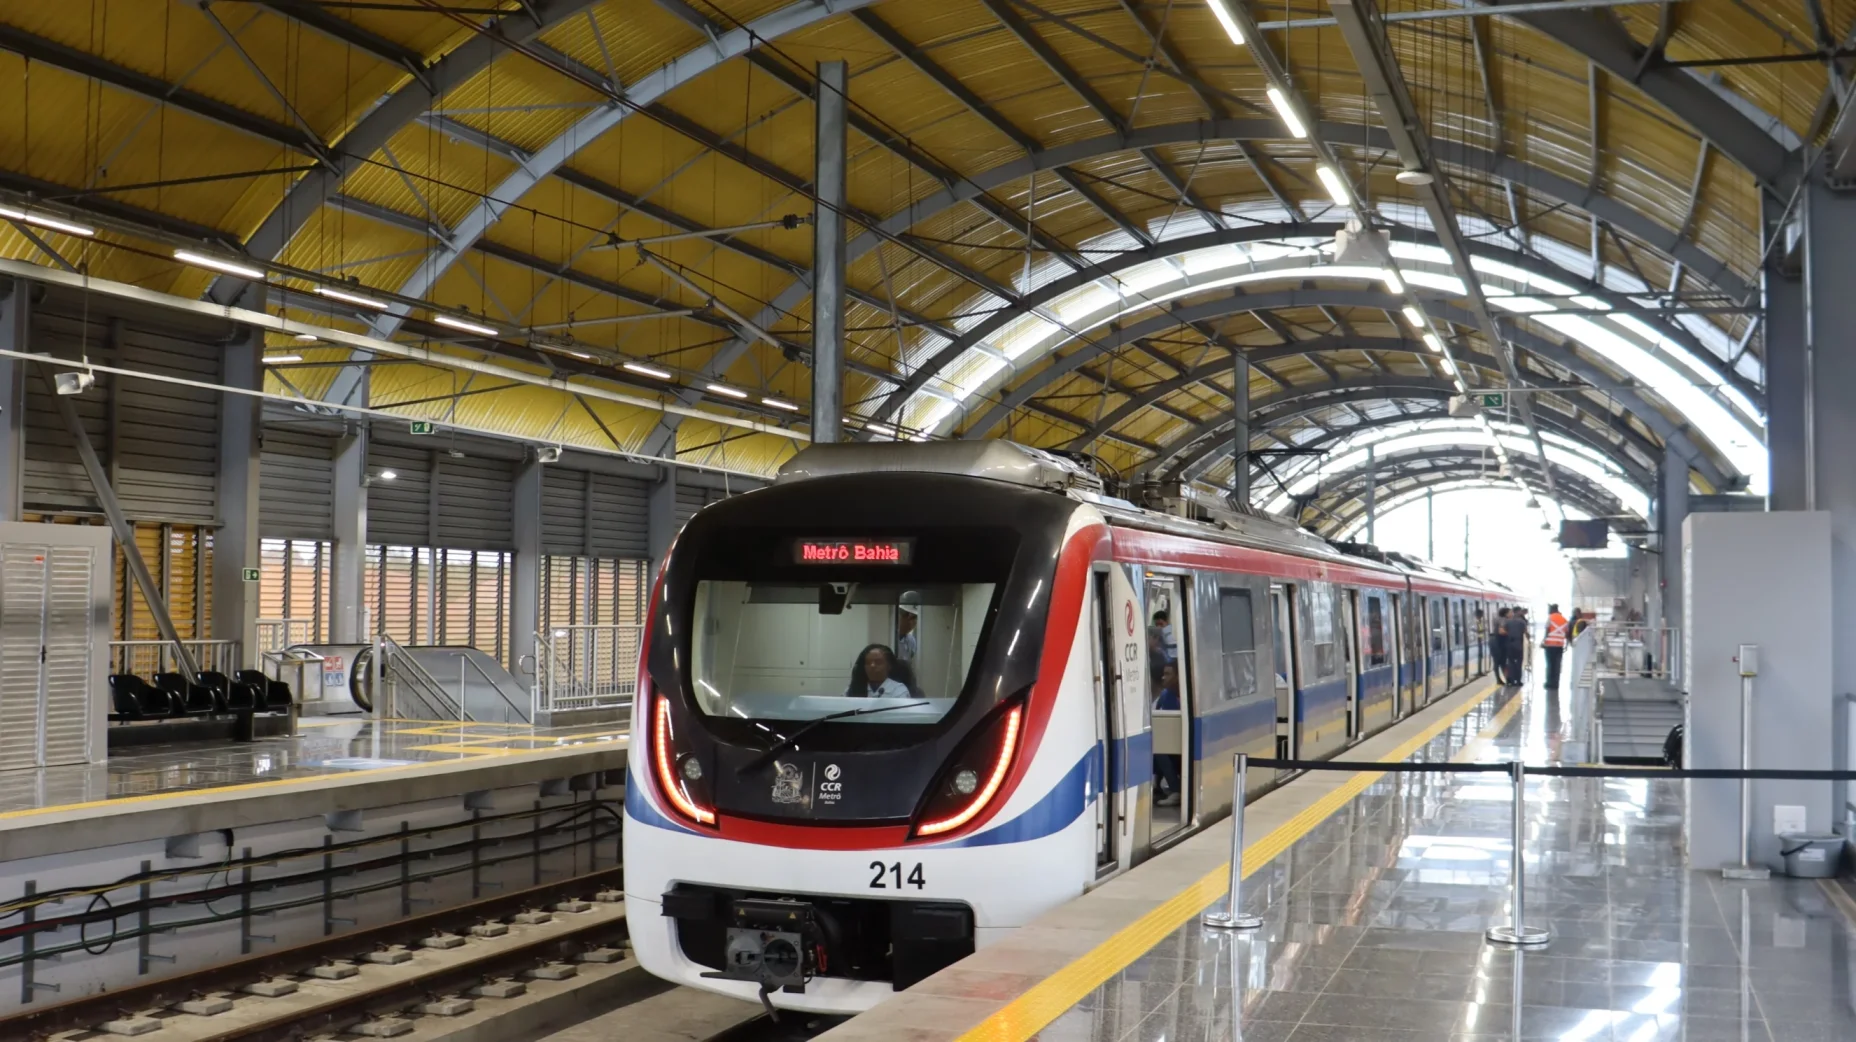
{"left": 623, "top": 441, "right": 1509, "bottom": 1014}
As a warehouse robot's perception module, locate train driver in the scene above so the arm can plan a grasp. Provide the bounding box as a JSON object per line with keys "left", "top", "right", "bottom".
{"left": 847, "top": 644, "right": 912, "bottom": 698}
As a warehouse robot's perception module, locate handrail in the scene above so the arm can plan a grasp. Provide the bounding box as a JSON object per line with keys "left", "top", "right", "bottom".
{"left": 379, "top": 636, "right": 466, "bottom": 721}
{"left": 532, "top": 624, "right": 639, "bottom": 717}
{"left": 110, "top": 639, "right": 239, "bottom": 678}
{"left": 458, "top": 650, "right": 529, "bottom": 723}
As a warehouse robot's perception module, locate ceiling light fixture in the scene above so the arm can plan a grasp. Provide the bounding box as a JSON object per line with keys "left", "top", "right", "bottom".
{"left": 1423, "top": 333, "right": 1443, "bottom": 353}
{"left": 623, "top": 361, "right": 673, "bottom": 379}
{"left": 1205, "top": 0, "right": 1246, "bottom": 46}
{"left": 294, "top": 332, "right": 318, "bottom": 342}
{"left": 262, "top": 354, "right": 303, "bottom": 364}
{"left": 0, "top": 206, "right": 95, "bottom": 238}
{"left": 1266, "top": 87, "right": 1308, "bottom": 139}
{"left": 174, "top": 250, "right": 265, "bottom": 280}
{"left": 1401, "top": 306, "right": 1424, "bottom": 327}
{"left": 762, "top": 397, "right": 799, "bottom": 412}
{"left": 706, "top": 383, "right": 749, "bottom": 399}
{"left": 1316, "top": 164, "right": 1350, "bottom": 207}
{"left": 378, "top": 469, "right": 398, "bottom": 481}
{"left": 432, "top": 314, "right": 497, "bottom": 337}
{"left": 1383, "top": 269, "right": 1405, "bottom": 294}
{"left": 314, "top": 285, "right": 389, "bottom": 310}
{"left": 1395, "top": 168, "right": 1435, "bottom": 186}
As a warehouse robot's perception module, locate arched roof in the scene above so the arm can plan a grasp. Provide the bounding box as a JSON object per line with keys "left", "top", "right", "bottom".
{"left": 0, "top": 0, "right": 1815, "bottom": 503}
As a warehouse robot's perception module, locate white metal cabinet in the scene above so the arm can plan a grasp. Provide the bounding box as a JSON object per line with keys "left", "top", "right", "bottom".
{"left": 0, "top": 524, "right": 111, "bottom": 770}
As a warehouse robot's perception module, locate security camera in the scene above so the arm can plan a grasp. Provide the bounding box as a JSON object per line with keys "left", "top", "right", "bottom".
{"left": 536, "top": 445, "right": 562, "bottom": 463}
{"left": 54, "top": 371, "right": 95, "bottom": 396}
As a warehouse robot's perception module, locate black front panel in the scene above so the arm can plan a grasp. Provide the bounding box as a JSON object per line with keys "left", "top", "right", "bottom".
{"left": 652, "top": 474, "right": 1077, "bottom": 825}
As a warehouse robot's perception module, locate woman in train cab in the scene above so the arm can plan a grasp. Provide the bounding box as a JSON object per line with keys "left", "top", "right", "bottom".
{"left": 846, "top": 644, "right": 913, "bottom": 698}
{"left": 1152, "top": 662, "right": 1182, "bottom": 807}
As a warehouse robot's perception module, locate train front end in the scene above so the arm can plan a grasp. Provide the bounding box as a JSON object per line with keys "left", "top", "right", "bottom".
{"left": 624, "top": 447, "right": 1105, "bottom": 1013}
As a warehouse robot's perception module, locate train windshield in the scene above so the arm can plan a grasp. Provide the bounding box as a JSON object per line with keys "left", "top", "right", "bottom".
{"left": 689, "top": 580, "right": 997, "bottom": 725}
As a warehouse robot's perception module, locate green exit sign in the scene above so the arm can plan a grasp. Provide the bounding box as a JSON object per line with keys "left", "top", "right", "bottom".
{"left": 241, "top": 567, "right": 260, "bottom": 582}
{"left": 1477, "top": 392, "right": 1506, "bottom": 409}
{"left": 410, "top": 420, "right": 437, "bottom": 435}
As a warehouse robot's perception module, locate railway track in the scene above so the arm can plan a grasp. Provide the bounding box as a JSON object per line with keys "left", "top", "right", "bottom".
{"left": 4, "top": 868, "right": 630, "bottom": 1041}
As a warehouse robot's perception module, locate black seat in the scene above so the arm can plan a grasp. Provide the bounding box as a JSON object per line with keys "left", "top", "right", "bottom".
{"left": 153, "top": 672, "right": 216, "bottom": 715}
{"left": 237, "top": 669, "right": 294, "bottom": 711}
{"left": 109, "top": 674, "right": 174, "bottom": 719}
{"left": 201, "top": 671, "right": 256, "bottom": 712}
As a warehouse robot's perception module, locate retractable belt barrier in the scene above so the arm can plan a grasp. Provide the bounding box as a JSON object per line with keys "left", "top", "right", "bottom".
{"left": 1205, "top": 752, "right": 1856, "bottom": 951}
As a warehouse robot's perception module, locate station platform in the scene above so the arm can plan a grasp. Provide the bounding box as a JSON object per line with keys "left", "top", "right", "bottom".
{"left": 0, "top": 717, "right": 628, "bottom": 861}
{"left": 824, "top": 678, "right": 1856, "bottom": 1042}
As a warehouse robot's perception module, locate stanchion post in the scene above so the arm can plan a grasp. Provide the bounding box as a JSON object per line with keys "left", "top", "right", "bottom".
{"left": 1722, "top": 644, "right": 1770, "bottom": 880}
{"left": 1203, "top": 752, "right": 1263, "bottom": 930}
{"left": 1486, "top": 760, "right": 1550, "bottom": 948}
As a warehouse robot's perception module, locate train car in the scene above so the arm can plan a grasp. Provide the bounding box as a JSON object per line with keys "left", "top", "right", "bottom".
{"left": 623, "top": 441, "right": 1507, "bottom": 1014}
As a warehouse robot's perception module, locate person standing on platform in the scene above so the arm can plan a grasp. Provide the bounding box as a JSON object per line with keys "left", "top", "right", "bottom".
{"left": 1491, "top": 608, "right": 1510, "bottom": 683}
{"left": 1542, "top": 604, "right": 1570, "bottom": 689}
{"left": 1500, "top": 608, "right": 1528, "bottom": 685}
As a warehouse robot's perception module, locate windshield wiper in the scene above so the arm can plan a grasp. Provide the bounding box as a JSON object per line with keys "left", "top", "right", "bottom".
{"left": 736, "top": 701, "right": 930, "bottom": 777}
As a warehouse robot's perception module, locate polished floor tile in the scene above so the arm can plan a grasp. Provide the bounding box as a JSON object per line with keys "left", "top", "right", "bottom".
{"left": 1050, "top": 679, "right": 1856, "bottom": 1041}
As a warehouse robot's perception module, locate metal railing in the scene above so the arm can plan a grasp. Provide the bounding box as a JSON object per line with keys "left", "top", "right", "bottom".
{"left": 378, "top": 636, "right": 465, "bottom": 722}
{"left": 256, "top": 618, "right": 317, "bottom": 654}
{"left": 533, "top": 624, "right": 642, "bottom": 717}
{"left": 110, "top": 639, "right": 239, "bottom": 678}
{"left": 1588, "top": 623, "right": 1680, "bottom": 682}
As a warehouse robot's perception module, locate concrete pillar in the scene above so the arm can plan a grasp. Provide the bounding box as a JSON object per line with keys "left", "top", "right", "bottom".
{"left": 511, "top": 455, "right": 542, "bottom": 670}
{"left": 1801, "top": 170, "right": 1856, "bottom": 703}
{"left": 647, "top": 465, "right": 679, "bottom": 584}
{"left": 213, "top": 312, "right": 263, "bottom": 666}
{"left": 1230, "top": 349, "right": 1249, "bottom": 507}
{"left": 0, "top": 279, "right": 27, "bottom": 521}
{"left": 331, "top": 426, "right": 368, "bottom": 643}
{"left": 811, "top": 60, "right": 848, "bottom": 443}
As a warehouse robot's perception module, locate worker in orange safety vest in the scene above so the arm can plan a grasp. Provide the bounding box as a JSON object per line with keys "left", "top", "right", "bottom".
{"left": 1542, "top": 605, "right": 1570, "bottom": 689}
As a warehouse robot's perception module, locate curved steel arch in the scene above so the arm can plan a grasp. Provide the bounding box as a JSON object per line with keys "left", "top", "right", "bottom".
{"left": 1303, "top": 447, "right": 1631, "bottom": 520}
{"left": 965, "top": 286, "right": 1731, "bottom": 490}
{"left": 651, "top": 116, "right": 1754, "bottom": 453}
{"left": 210, "top": 0, "right": 604, "bottom": 305}
{"left": 1210, "top": 407, "right": 1657, "bottom": 494}
{"left": 1316, "top": 461, "right": 1629, "bottom": 537}
{"left": 888, "top": 224, "right": 1747, "bottom": 430}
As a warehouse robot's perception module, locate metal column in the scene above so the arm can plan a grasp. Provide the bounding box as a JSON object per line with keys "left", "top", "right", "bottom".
{"left": 1801, "top": 170, "right": 1856, "bottom": 703}
{"left": 1426, "top": 488, "right": 1435, "bottom": 560}
{"left": 1661, "top": 444, "right": 1689, "bottom": 633}
{"left": 810, "top": 60, "right": 848, "bottom": 444}
{"left": 1364, "top": 445, "right": 1377, "bottom": 544}
{"left": 646, "top": 464, "right": 678, "bottom": 583}
{"left": 1230, "top": 348, "right": 1250, "bottom": 507}
{"left": 510, "top": 454, "right": 542, "bottom": 672}
{"left": 1764, "top": 199, "right": 1808, "bottom": 512}
{"left": 214, "top": 310, "right": 263, "bottom": 667}
{"left": 331, "top": 427, "right": 369, "bottom": 643}
{"left": 0, "top": 279, "right": 26, "bottom": 522}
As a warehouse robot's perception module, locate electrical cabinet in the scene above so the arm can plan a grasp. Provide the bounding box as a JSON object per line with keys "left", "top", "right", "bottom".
{"left": 0, "top": 523, "right": 111, "bottom": 771}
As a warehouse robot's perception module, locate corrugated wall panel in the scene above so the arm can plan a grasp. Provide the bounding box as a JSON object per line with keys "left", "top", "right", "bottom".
{"left": 541, "top": 468, "right": 587, "bottom": 556}
{"left": 260, "top": 427, "right": 336, "bottom": 539}
{"left": 366, "top": 443, "right": 431, "bottom": 546}
{"left": 589, "top": 473, "right": 649, "bottom": 559}
{"left": 434, "top": 456, "right": 514, "bottom": 550}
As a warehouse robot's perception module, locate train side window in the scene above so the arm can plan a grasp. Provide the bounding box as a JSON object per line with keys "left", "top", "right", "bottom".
{"left": 1429, "top": 597, "right": 1445, "bottom": 653}
{"left": 1364, "top": 594, "right": 1387, "bottom": 667}
{"left": 1305, "top": 583, "right": 1337, "bottom": 678}
{"left": 1270, "top": 590, "right": 1291, "bottom": 687}
{"left": 1217, "top": 587, "right": 1257, "bottom": 701}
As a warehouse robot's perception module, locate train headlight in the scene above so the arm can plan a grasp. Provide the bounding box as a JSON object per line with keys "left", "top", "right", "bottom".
{"left": 681, "top": 755, "right": 704, "bottom": 782}
{"left": 652, "top": 695, "right": 716, "bottom": 826}
{"left": 911, "top": 697, "right": 1026, "bottom": 839}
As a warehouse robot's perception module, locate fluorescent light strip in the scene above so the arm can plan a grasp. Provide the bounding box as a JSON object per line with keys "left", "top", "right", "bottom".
{"left": 174, "top": 250, "right": 265, "bottom": 281}
{"left": 1205, "top": 0, "right": 1246, "bottom": 45}
{"left": 1316, "top": 165, "right": 1350, "bottom": 207}
{"left": 1401, "top": 306, "right": 1423, "bottom": 327}
{"left": 0, "top": 207, "right": 95, "bottom": 238}
{"left": 432, "top": 314, "right": 498, "bottom": 337}
{"left": 1423, "top": 333, "right": 1443, "bottom": 353}
{"left": 623, "top": 361, "right": 673, "bottom": 379}
{"left": 1382, "top": 269, "right": 1404, "bottom": 294}
{"left": 314, "top": 285, "right": 389, "bottom": 310}
{"left": 762, "top": 397, "right": 799, "bottom": 412}
{"left": 294, "top": 332, "right": 318, "bottom": 342}
{"left": 706, "top": 383, "right": 749, "bottom": 399}
{"left": 262, "top": 354, "right": 302, "bottom": 364}
{"left": 1266, "top": 87, "right": 1308, "bottom": 139}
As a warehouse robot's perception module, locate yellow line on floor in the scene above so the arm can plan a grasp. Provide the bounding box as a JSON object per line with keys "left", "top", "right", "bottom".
{"left": 956, "top": 681, "right": 1524, "bottom": 1042}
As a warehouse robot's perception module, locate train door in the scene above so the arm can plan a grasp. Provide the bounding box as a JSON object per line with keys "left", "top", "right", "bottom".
{"left": 1270, "top": 584, "right": 1296, "bottom": 771}
{"left": 1144, "top": 575, "right": 1192, "bottom": 844}
{"left": 1426, "top": 596, "right": 1445, "bottom": 703}
{"left": 1389, "top": 592, "right": 1406, "bottom": 720}
{"left": 1344, "top": 589, "right": 1363, "bottom": 742}
{"left": 1090, "top": 569, "right": 1119, "bottom": 874}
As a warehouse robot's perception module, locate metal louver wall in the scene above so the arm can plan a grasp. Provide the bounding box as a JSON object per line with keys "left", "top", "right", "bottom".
{"left": 260, "top": 427, "right": 337, "bottom": 539}
{"left": 23, "top": 302, "right": 222, "bottom": 523}
{"left": 0, "top": 524, "right": 110, "bottom": 771}
{"left": 366, "top": 443, "right": 516, "bottom": 550}
{"left": 676, "top": 484, "right": 729, "bottom": 525}
{"left": 541, "top": 467, "right": 649, "bottom": 558}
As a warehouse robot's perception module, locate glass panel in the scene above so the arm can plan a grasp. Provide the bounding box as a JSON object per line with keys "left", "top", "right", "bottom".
{"left": 1365, "top": 595, "right": 1387, "bottom": 667}
{"left": 689, "top": 580, "right": 995, "bottom": 724}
